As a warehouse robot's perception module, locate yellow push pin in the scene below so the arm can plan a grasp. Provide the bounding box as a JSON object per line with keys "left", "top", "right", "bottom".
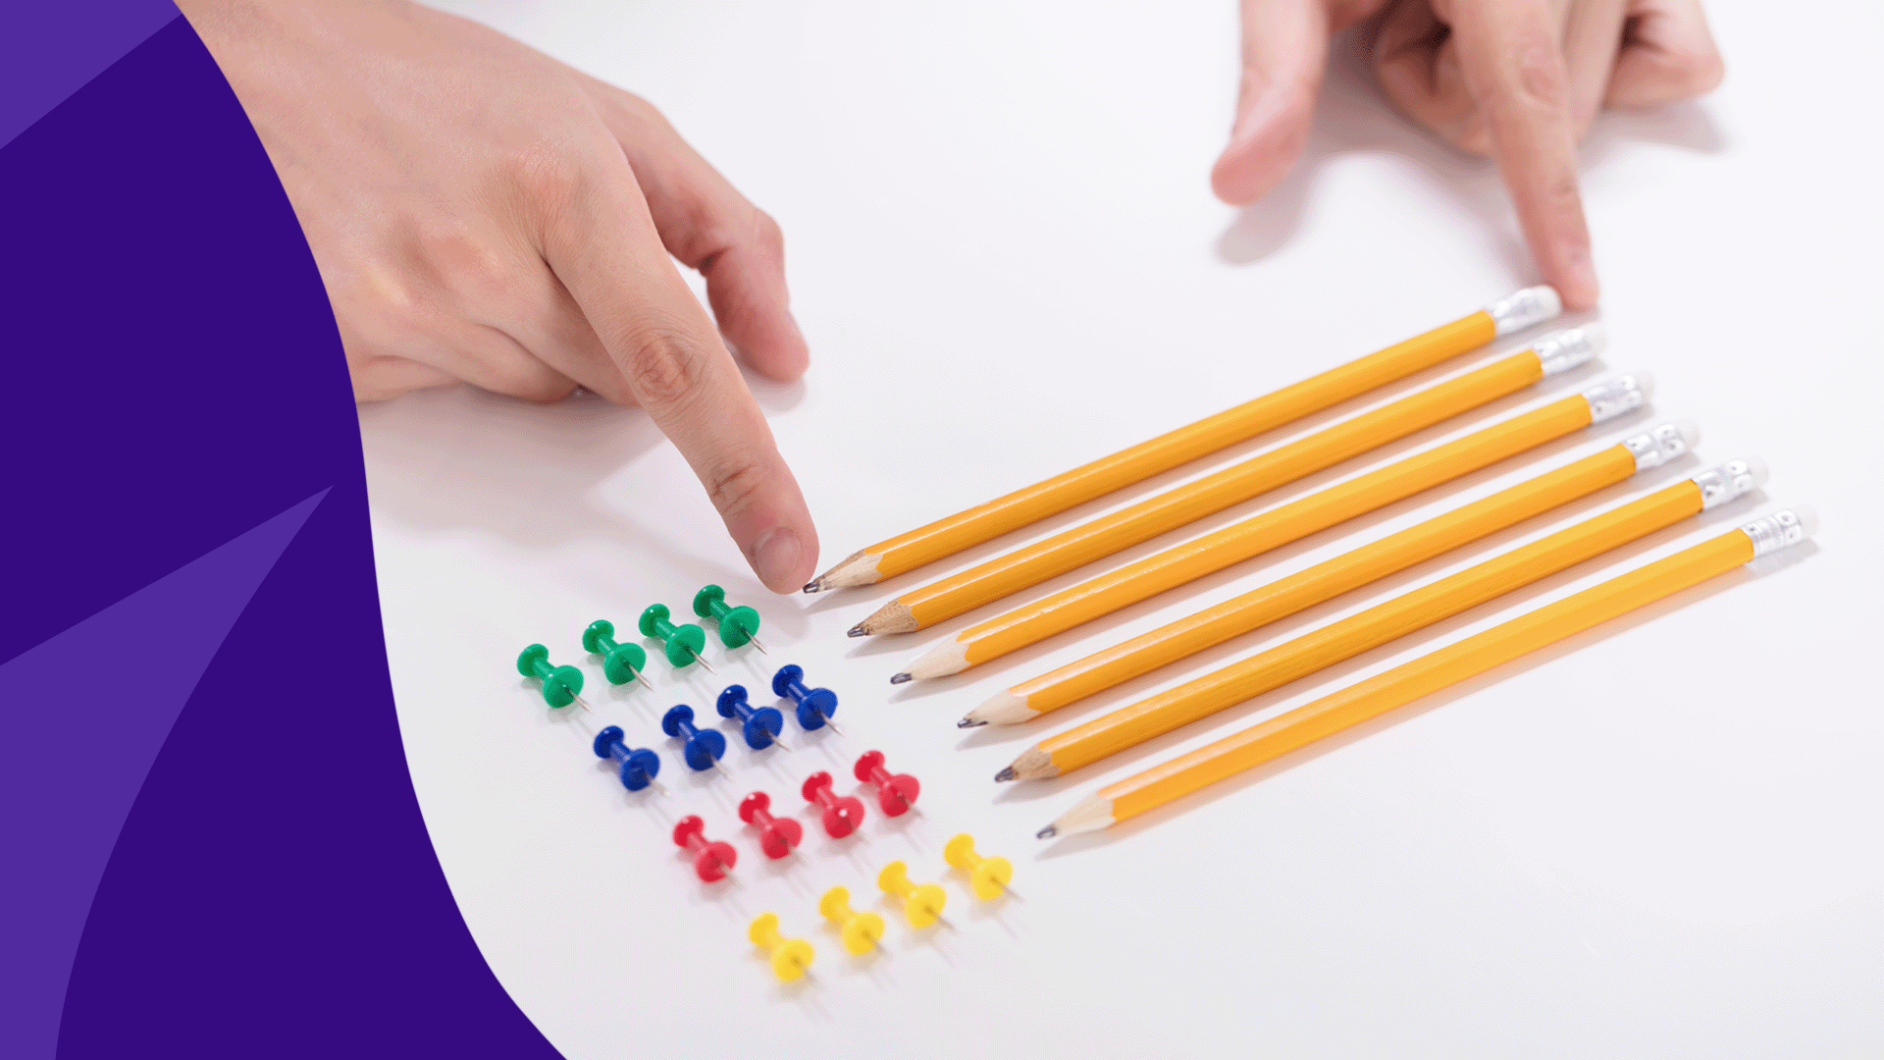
{"left": 747, "top": 913, "right": 815, "bottom": 983}
{"left": 943, "top": 833, "right": 1019, "bottom": 901}
{"left": 818, "top": 886, "right": 887, "bottom": 955}
{"left": 876, "top": 860, "right": 952, "bottom": 930}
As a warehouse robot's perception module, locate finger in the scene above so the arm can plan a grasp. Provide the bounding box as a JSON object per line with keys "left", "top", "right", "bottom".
{"left": 1607, "top": 0, "right": 1723, "bottom": 107}
{"left": 1439, "top": 0, "right": 1599, "bottom": 308}
{"left": 568, "top": 68, "right": 808, "bottom": 383}
{"left": 1210, "top": 0, "right": 1334, "bottom": 205}
{"left": 1373, "top": 0, "right": 1481, "bottom": 150}
{"left": 1559, "top": 0, "right": 1630, "bottom": 135}
{"left": 536, "top": 149, "right": 818, "bottom": 593}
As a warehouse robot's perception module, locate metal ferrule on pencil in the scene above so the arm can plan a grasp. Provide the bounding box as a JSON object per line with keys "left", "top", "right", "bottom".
{"left": 1693, "top": 458, "right": 1766, "bottom": 509}
{"left": 1533, "top": 323, "right": 1606, "bottom": 375}
{"left": 1740, "top": 508, "right": 1815, "bottom": 557}
{"left": 1581, "top": 373, "right": 1650, "bottom": 424}
{"left": 1621, "top": 421, "right": 1692, "bottom": 471}
{"left": 1484, "top": 284, "right": 1563, "bottom": 336}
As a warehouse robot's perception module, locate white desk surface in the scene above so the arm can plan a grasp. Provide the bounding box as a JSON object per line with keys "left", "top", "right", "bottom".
{"left": 362, "top": 3, "right": 1882, "bottom": 1056}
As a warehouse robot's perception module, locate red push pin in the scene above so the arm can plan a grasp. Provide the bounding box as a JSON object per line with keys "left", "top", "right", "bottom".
{"left": 801, "top": 771, "right": 866, "bottom": 838}
{"left": 737, "top": 791, "right": 805, "bottom": 860}
{"left": 853, "top": 750, "right": 921, "bottom": 817}
{"left": 672, "top": 815, "right": 737, "bottom": 882}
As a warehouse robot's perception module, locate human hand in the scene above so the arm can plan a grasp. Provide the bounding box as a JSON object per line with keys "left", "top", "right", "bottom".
{"left": 1210, "top": 0, "right": 1725, "bottom": 310}
{"left": 177, "top": 0, "right": 817, "bottom": 592}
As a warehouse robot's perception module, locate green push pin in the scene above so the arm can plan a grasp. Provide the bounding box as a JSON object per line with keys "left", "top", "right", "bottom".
{"left": 638, "top": 604, "right": 716, "bottom": 674}
{"left": 581, "top": 620, "right": 655, "bottom": 692}
{"left": 516, "top": 644, "right": 592, "bottom": 712}
{"left": 692, "top": 584, "right": 768, "bottom": 655}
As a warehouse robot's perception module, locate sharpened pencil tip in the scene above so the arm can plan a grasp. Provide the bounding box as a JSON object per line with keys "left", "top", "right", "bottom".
{"left": 994, "top": 766, "right": 1016, "bottom": 783}
{"left": 957, "top": 717, "right": 984, "bottom": 728}
{"left": 1036, "top": 825, "right": 1057, "bottom": 840}
{"left": 889, "top": 673, "right": 911, "bottom": 685}
{"left": 802, "top": 581, "right": 821, "bottom": 594}
{"left": 847, "top": 626, "right": 867, "bottom": 638}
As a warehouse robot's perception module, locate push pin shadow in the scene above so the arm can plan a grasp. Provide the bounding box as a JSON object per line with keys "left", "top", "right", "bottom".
{"left": 774, "top": 664, "right": 843, "bottom": 735}
{"left": 661, "top": 705, "right": 730, "bottom": 778}
{"left": 581, "top": 619, "right": 654, "bottom": 691}
{"left": 716, "top": 685, "right": 790, "bottom": 752}
{"left": 639, "top": 603, "right": 715, "bottom": 674}
{"left": 516, "top": 644, "right": 591, "bottom": 712}
{"left": 592, "top": 725, "right": 667, "bottom": 797}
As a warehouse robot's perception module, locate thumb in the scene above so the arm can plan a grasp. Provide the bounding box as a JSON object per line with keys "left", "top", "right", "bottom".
{"left": 1210, "top": 0, "right": 1334, "bottom": 205}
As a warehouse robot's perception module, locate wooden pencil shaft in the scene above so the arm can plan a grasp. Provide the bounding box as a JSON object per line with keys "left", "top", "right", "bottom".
{"left": 1102, "top": 529, "right": 1755, "bottom": 823}
{"left": 891, "top": 351, "right": 1548, "bottom": 629}
{"left": 843, "top": 312, "right": 1499, "bottom": 585}
{"left": 1039, "top": 480, "right": 1705, "bottom": 775}
{"left": 957, "top": 394, "right": 1599, "bottom": 667}
{"left": 1010, "top": 443, "right": 1637, "bottom": 715}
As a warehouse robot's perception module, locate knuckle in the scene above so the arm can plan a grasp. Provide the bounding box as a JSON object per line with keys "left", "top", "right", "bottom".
{"left": 704, "top": 450, "right": 770, "bottom": 517}
{"left": 619, "top": 321, "right": 706, "bottom": 409}
{"left": 1680, "top": 48, "right": 1726, "bottom": 96}
{"left": 508, "top": 138, "right": 587, "bottom": 206}
{"left": 1509, "top": 41, "right": 1568, "bottom": 109}
{"left": 752, "top": 210, "right": 785, "bottom": 262}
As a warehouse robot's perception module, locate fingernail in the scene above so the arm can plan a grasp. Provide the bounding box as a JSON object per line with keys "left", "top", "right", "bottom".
{"left": 752, "top": 527, "right": 803, "bottom": 592}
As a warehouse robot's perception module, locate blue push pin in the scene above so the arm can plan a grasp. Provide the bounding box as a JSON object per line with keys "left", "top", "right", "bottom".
{"left": 591, "top": 725, "right": 667, "bottom": 797}
{"left": 773, "top": 665, "right": 844, "bottom": 735}
{"left": 661, "top": 704, "right": 730, "bottom": 777}
{"left": 715, "top": 685, "right": 791, "bottom": 752}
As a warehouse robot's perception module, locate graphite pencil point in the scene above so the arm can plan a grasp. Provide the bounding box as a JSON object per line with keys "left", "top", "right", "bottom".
{"left": 957, "top": 717, "right": 984, "bottom": 728}
{"left": 1036, "top": 825, "right": 1057, "bottom": 840}
{"left": 994, "top": 766, "right": 1016, "bottom": 783}
{"left": 889, "top": 672, "right": 911, "bottom": 685}
{"left": 847, "top": 626, "right": 867, "bottom": 638}
{"left": 802, "top": 581, "right": 821, "bottom": 593}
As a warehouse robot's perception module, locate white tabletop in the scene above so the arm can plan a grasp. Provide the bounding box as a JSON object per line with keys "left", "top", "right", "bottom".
{"left": 363, "top": 3, "right": 1882, "bottom": 1056}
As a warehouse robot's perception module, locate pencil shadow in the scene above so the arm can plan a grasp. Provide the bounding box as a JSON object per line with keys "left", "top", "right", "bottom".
{"left": 1214, "top": 28, "right": 1727, "bottom": 268}
{"left": 1033, "top": 533, "right": 1815, "bottom": 856}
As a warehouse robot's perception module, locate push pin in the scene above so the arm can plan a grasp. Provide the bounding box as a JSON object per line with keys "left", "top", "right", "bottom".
{"left": 515, "top": 644, "right": 591, "bottom": 712}
{"left": 818, "top": 886, "right": 887, "bottom": 955}
{"left": 801, "top": 771, "right": 866, "bottom": 838}
{"left": 737, "top": 791, "right": 804, "bottom": 860}
{"left": 591, "top": 725, "right": 667, "bottom": 796}
{"left": 716, "top": 685, "right": 790, "bottom": 752}
{"left": 693, "top": 584, "right": 768, "bottom": 655}
{"left": 661, "top": 705, "right": 730, "bottom": 777}
{"left": 673, "top": 815, "right": 737, "bottom": 882}
{"left": 944, "top": 833, "right": 1018, "bottom": 901}
{"left": 853, "top": 750, "right": 920, "bottom": 817}
{"left": 638, "top": 603, "right": 715, "bottom": 674}
{"left": 580, "top": 619, "right": 654, "bottom": 691}
{"left": 877, "top": 860, "right": 952, "bottom": 930}
{"left": 748, "top": 913, "right": 814, "bottom": 982}
{"left": 773, "top": 664, "right": 843, "bottom": 735}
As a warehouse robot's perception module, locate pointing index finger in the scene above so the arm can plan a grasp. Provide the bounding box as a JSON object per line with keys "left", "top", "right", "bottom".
{"left": 1441, "top": 0, "right": 1600, "bottom": 309}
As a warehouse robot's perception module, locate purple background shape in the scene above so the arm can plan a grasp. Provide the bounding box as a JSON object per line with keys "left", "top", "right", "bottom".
{"left": 0, "top": 0, "right": 178, "bottom": 151}
{"left": 0, "top": 15, "right": 563, "bottom": 1059}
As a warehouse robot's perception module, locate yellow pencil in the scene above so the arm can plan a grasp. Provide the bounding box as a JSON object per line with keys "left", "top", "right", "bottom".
{"left": 809, "top": 287, "right": 1562, "bottom": 592}
{"left": 852, "top": 325, "right": 1605, "bottom": 637}
{"left": 960, "top": 426, "right": 1739, "bottom": 722}
{"left": 898, "top": 383, "right": 1670, "bottom": 686}
{"left": 1038, "top": 507, "right": 1817, "bottom": 838}
{"left": 1000, "top": 459, "right": 1767, "bottom": 780}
